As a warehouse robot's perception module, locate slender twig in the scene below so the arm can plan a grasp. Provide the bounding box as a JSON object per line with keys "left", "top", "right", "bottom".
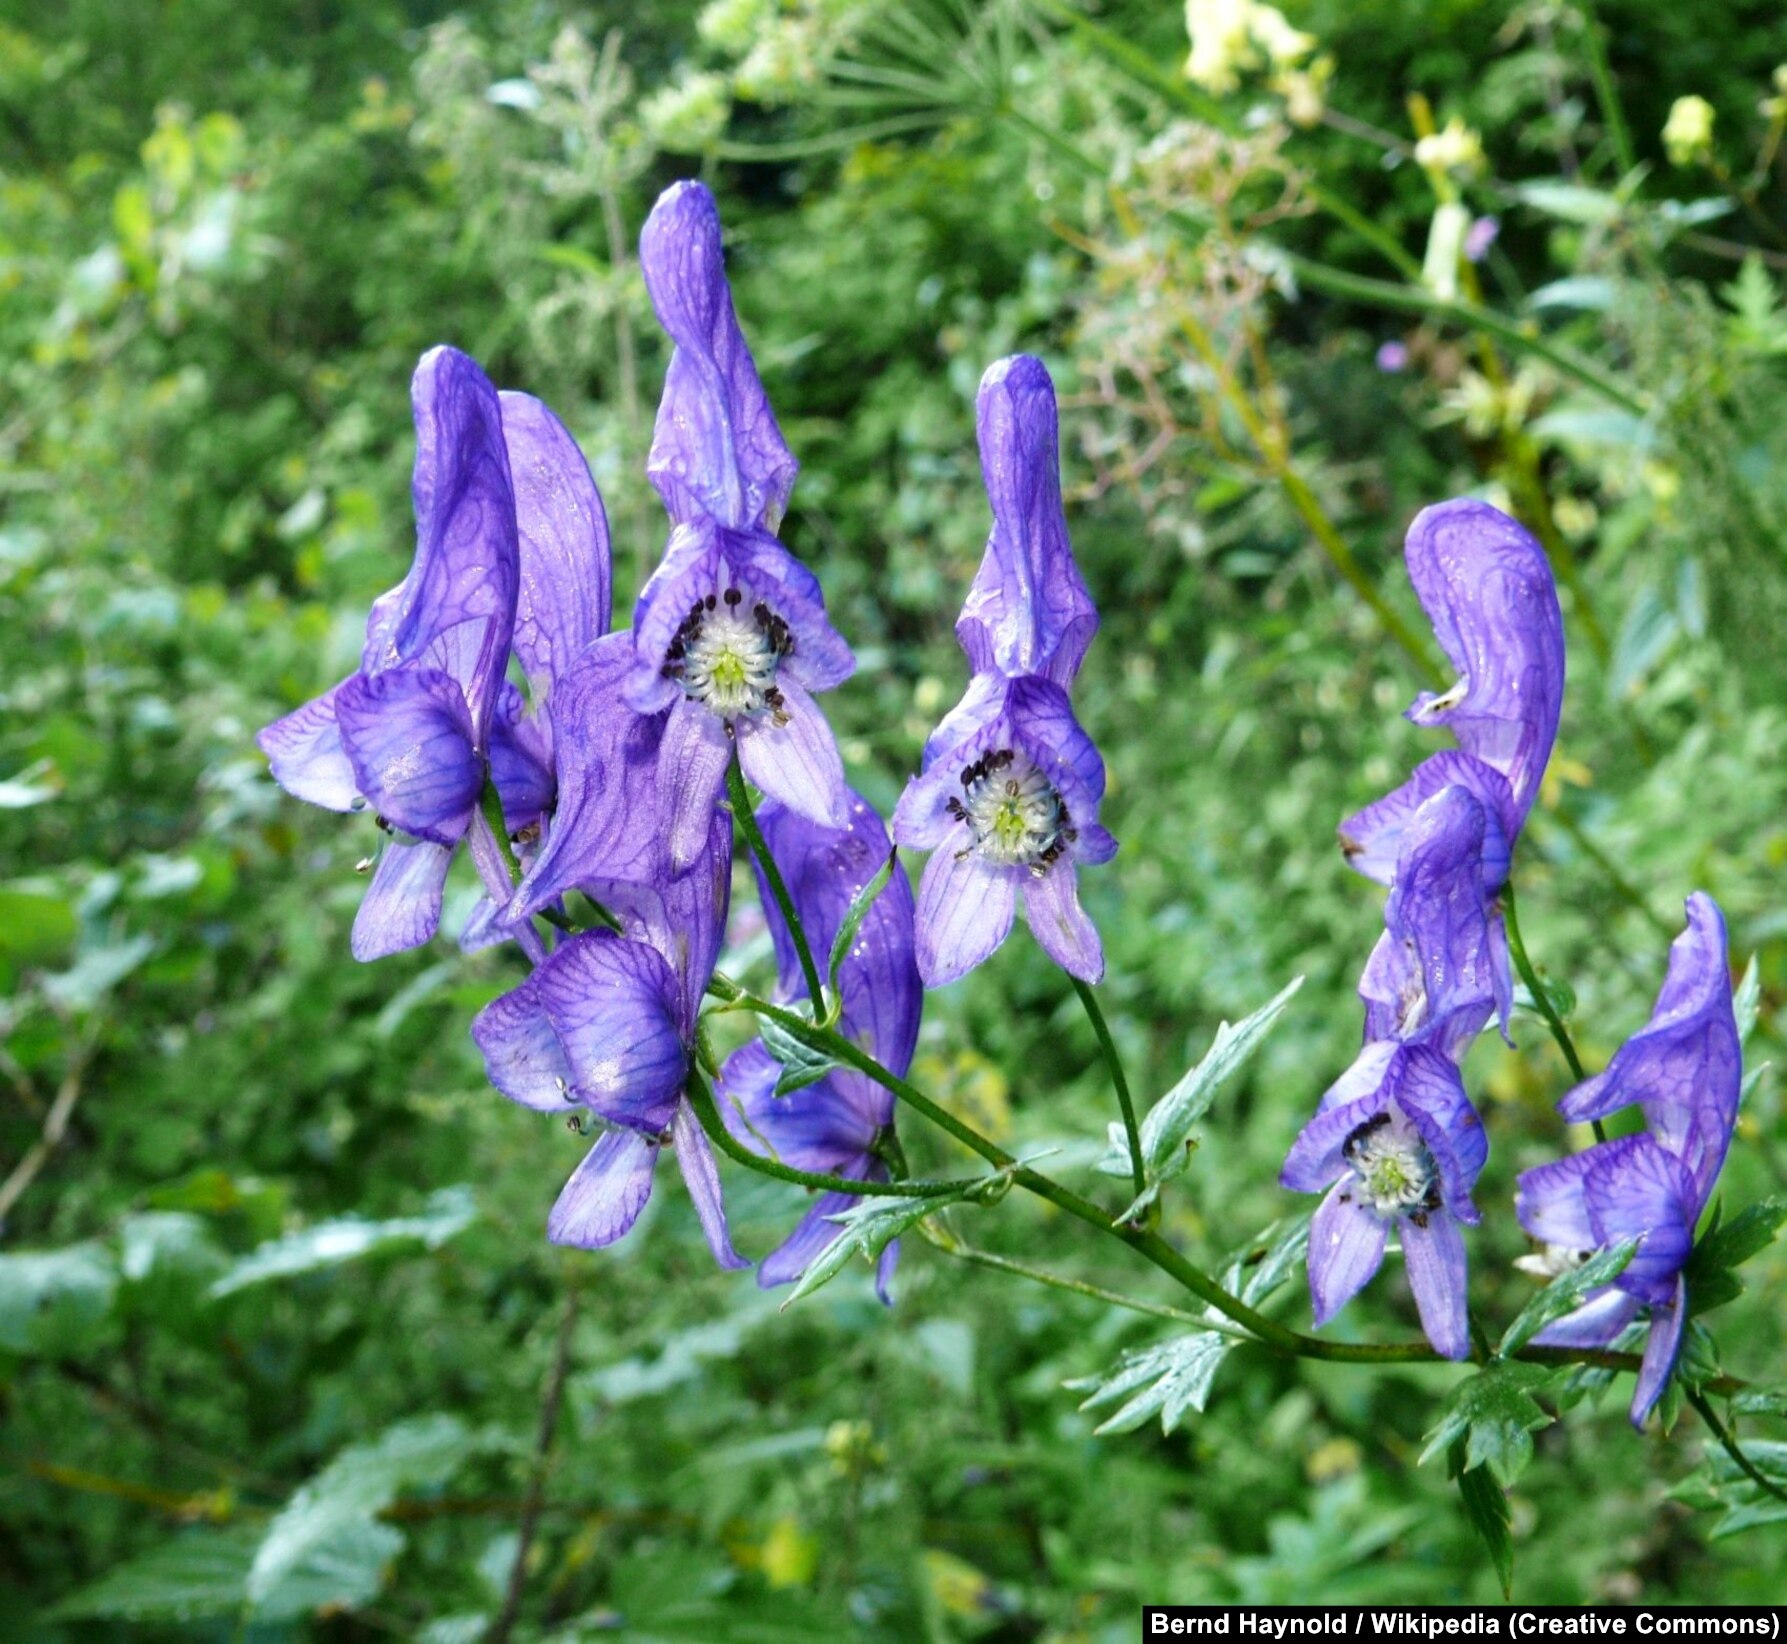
{"left": 0, "top": 1039, "right": 90, "bottom": 1229}
{"left": 1574, "top": 0, "right": 1635, "bottom": 178}
{"left": 1502, "top": 881, "right": 1606, "bottom": 1142}
{"left": 726, "top": 758, "right": 826, "bottom": 1015}
{"left": 1071, "top": 978, "right": 1145, "bottom": 1202}
{"left": 487, "top": 1276, "right": 581, "bottom": 1644}
{"left": 1687, "top": 1386, "right": 1787, "bottom": 1506}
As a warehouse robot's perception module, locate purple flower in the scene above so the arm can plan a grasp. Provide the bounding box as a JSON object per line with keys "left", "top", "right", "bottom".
{"left": 1376, "top": 340, "right": 1410, "bottom": 374}
{"left": 955, "top": 356, "right": 1097, "bottom": 687}
{"left": 1515, "top": 894, "right": 1740, "bottom": 1426}
{"left": 894, "top": 674, "right": 1115, "bottom": 986}
{"left": 258, "top": 347, "right": 522, "bottom": 961}
{"left": 627, "top": 180, "right": 854, "bottom": 870}
{"left": 1340, "top": 499, "right": 1564, "bottom": 889}
{"left": 715, "top": 790, "right": 921, "bottom": 1300}
{"left": 1283, "top": 1042, "right": 1487, "bottom": 1360}
{"left": 1463, "top": 215, "right": 1500, "bottom": 264}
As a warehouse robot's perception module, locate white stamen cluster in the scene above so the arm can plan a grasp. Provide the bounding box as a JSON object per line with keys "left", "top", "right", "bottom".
{"left": 1514, "top": 1243, "right": 1590, "bottom": 1281}
{"left": 1340, "top": 1111, "right": 1442, "bottom": 1223}
{"left": 663, "top": 588, "right": 793, "bottom": 722}
{"left": 947, "top": 747, "right": 1074, "bottom": 873}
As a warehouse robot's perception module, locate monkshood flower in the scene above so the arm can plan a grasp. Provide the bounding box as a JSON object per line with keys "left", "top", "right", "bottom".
{"left": 1339, "top": 498, "right": 1564, "bottom": 891}
{"left": 258, "top": 347, "right": 521, "bottom": 961}
{"left": 716, "top": 791, "right": 921, "bottom": 1301}
{"left": 626, "top": 179, "right": 853, "bottom": 870}
{"left": 1515, "top": 893, "right": 1740, "bottom": 1427}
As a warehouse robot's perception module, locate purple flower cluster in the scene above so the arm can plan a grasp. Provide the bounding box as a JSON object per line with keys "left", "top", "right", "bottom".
{"left": 1284, "top": 499, "right": 1564, "bottom": 1357}
{"left": 893, "top": 357, "right": 1116, "bottom": 986}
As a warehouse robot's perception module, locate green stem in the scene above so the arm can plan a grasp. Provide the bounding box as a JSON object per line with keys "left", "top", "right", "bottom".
{"left": 479, "top": 779, "right": 522, "bottom": 884}
{"left": 684, "top": 1071, "right": 976, "bottom": 1200}
{"left": 1687, "top": 1386, "right": 1787, "bottom": 1506}
{"left": 726, "top": 756, "right": 826, "bottom": 1015}
{"left": 1503, "top": 881, "right": 1605, "bottom": 1143}
{"left": 1539, "top": 808, "right": 1674, "bottom": 939}
{"left": 1575, "top": 0, "right": 1635, "bottom": 178}
{"left": 1071, "top": 977, "right": 1146, "bottom": 1203}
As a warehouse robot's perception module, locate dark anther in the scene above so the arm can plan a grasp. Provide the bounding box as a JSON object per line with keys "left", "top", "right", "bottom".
{"left": 724, "top": 587, "right": 741, "bottom": 606}
{"left": 1341, "top": 1111, "right": 1391, "bottom": 1160}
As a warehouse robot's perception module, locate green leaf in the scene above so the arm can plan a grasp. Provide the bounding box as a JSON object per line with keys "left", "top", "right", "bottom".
{"left": 48, "top": 1523, "right": 261, "bottom": 1622}
{"left": 207, "top": 1186, "right": 476, "bottom": 1298}
{"left": 1673, "top": 1438, "right": 1787, "bottom": 1537}
{"left": 1512, "top": 180, "right": 1620, "bottom": 224}
{"left": 1420, "top": 1361, "right": 1556, "bottom": 1486}
{"left": 1733, "top": 955, "right": 1761, "bottom": 1043}
{"left": 757, "top": 1010, "right": 840, "bottom": 1098}
{"left": 825, "top": 846, "right": 897, "bottom": 1000}
{"left": 1733, "top": 1385, "right": 1787, "bottom": 1418}
{"left": 783, "top": 1191, "right": 966, "bottom": 1305}
{"left": 1105, "top": 977, "right": 1302, "bottom": 1189}
{"left": 39, "top": 931, "right": 155, "bottom": 1012}
{"left": 1448, "top": 1439, "right": 1514, "bottom": 1601}
{"left": 1499, "top": 1239, "right": 1636, "bottom": 1356}
{"left": 0, "top": 1243, "right": 118, "bottom": 1356}
{"left": 1686, "top": 1196, "right": 1787, "bottom": 1302}
{"left": 1526, "top": 276, "right": 1615, "bottom": 313}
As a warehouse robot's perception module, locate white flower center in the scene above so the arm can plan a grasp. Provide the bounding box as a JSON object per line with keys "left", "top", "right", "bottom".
{"left": 664, "top": 590, "right": 793, "bottom": 721}
{"left": 947, "top": 748, "right": 1074, "bottom": 873}
{"left": 1341, "top": 1112, "right": 1440, "bottom": 1221}
{"left": 1394, "top": 940, "right": 1428, "bottom": 1036}
{"left": 1514, "top": 1243, "right": 1590, "bottom": 1281}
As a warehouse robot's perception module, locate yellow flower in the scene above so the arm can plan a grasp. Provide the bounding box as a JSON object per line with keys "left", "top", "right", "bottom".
{"left": 1414, "top": 116, "right": 1484, "bottom": 178}
{"left": 1662, "top": 95, "right": 1715, "bottom": 166}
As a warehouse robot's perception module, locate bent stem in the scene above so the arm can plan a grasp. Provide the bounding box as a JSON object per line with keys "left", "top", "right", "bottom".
{"left": 1501, "top": 880, "right": 1603, "bottom": 1141}
{"left": 725, "top": 756, "right": 826, "bottom": 1015}
{"left": 1071, "top": 977, "right": 1145, "bottom": 1203}
{"left": 1686, "top": 1386, "right": 1787, "bottom": 1506}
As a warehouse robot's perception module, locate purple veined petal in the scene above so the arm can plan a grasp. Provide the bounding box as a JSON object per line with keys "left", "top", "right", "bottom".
{"left": 1630, "top": 1274, "right": 1688, "bottom": 1429}
{"left": 351, "top": 840, "right": 454, "bottom": 961}
{"left": 614, "top": 809, "right": 732, "bottom": 1033}
{"left": 498, "top": 390, "right": 611, "bottom": 697}
{"left": 1005, "top": 673, "right": 1107, "bottom": 820}
{"left": 958, "top": 355, "right": 1097, "bottom": 687}
{"left": 335, "top": 666, "right": 481, "bottom": 846}
{"left": 1074, "top": 822, "right": 1119, "bottom": 866}
{"left": 1515, "top": 1150, "right": 1599, "bottom": 1251}
{"left": 921, "top": 670, "right": 1008, "bottom": 774}
{"left": 661, "top": 697, "right": 735, "bottom": 874}
{"left": 1317, "top": 1040, "right": 1399, "bottom": 1115}
{"left": 1581, "top": 1134, "right": 1696, "bottom": 1306}
{"left": 1339, "top": 750, "right": 1516, "bottom": 889}
{"left": 367, "top": 347, "right": 519, "bottom": 745}
{"left": 913, "top": 837, "right": 1018, "bottom": 987}
{"left": 458, "top": 894, "right": 521, "bottom": 954}
{"left": 547, "top": 1127, "right": 659, "bottom": 1249}
{"left": 735, "top": 678, "right": 850, "bottom": 832}
{"left": 1280, "top": 1089, "right": 1386, "bottom": 1192}
{"left": 258, "top": 683, "right": 357, "bottom": 811}
{"left": 1530, "top": 1285, "right": 1641, "bottom": 1350}
{"left": 639, "top": 180, "right": 798, "bottom": 533}
{"left": 1402, "top": 498, "right": 1565, "bottom": 823}
{"left": 723, "top": 1048, "right": 877, "bottom": 1169}
{"left": 531, "top": 932, "right": 688, "bottom": 1131}
{"left": 1308, "top": 1181, "right": 1389, "bottom": 1326}
{"left": 1390, "top": 1044, "right": 1487, "bottom": 1220}
{"left": 893, "top": 757, "right": 979, "bottom": 852}
{"left": 1557, "top": 893, "right": 1739, "bottom": 1209}
{"left": 1401, "top": 1212, "right": 1471, "bottom": 1360}
{"left": 757, "top": 1188, "right": 862, "bottom": 1292}
{"left": 471, "top": 970, "right": 574, "bottom": 1111}
{"left": 487, "top": 681, "right": 556, "bottom": 831}
{"left": 1021, "top": 862, "right": 1104, "bottom": 982}
{"left": 874, "top": 1237, "right": 900, "bottom": 1305}
{"left": 671, "top": 1101, "right": 751, "bottom": 1269}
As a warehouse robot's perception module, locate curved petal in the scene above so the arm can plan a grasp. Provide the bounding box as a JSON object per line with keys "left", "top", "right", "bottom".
{"left": 1338, "top": 750, "right": 1516, "bottom": 890}
{"left": 472, "top": 970, "right": 574, "bottom": 1111}
{"left": 258, "top": 683, "right": 357, "bottom": 811}
{"left": 1391, "top": 1045, "right": 1487, "bottom": 1220}
{"left": 914, "top": 842, "right": 1017, "bottom": 987}
{"left": 1021, "top": 862, "right": 1104, "bottom": 982}
{"left": 736, "top": 680, "right": 850, "bottom": 833}
{"left": 1515, "top": 1151, "right": 1599, "bottom": 1251}
{"left": 1006, "top": 674, "right": 1106, "bottom": 821}
{"left": 758, "top": 1188, "right": 861, "bottom": 1292}
{"left": 351, "top": 840, "right": 453, "bottom": 961}
{"left": 1281, "top": 1089, "right": 1386, "bottom": 1193}
{"left": 1582, "top": 1135, "right": 1695, "bottom": 1306}
{"left": 547, "top": 1128, "right": 658, "bottom": 1249}
{"left": 335, "top": 666, "right": 480, "bottom": 845}
{"left": 639, "top": 180, "right": 797, "bottom": 532}
{"left": 1401, "top": 1213, "right": 1470, "bottom": 1360}
{"left": 672, "top": 1102, "right": 750, "bottom": 1269}
{"left": 1309, "top": 1182, "right": 1388, "bottom": 1327}
{"left": 661, "top": 697, "right": 735, "bottom": 874}
{"left": 499, "top": 390, "right": 611, "bottom": 695}
{"left": 1530, "top": 1285, "right": 1640, "bottom": 1350}
{"left": 1630, "top": 1276, "right": 1687, "bottom": 1429}
{"left": 488, "top": 683, "right": 556, "bottom": 830}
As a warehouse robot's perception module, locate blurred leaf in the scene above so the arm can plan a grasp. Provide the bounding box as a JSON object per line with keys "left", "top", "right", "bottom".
{"left": 0, "top": 759, "right": 60, "bottom": 808}
{"left": 0, "top": 1243, "right": 117, "bottom": 1356}
{"left": 1527, "top": 276, "right": 1614, "bottom": 312}
{"left": 825, "top": 846, "right": 896, "bottom": 999}
{"left": 40, "top": 933, "right": 155, "bottom": 1012}
{"left": 1499, "top": 1239, "right": 1635, "bottom": 1356}
{"left": 48, "top": 1523, "right": 260, "bottom": 1622}
{"left": 784, "top": 1191, "right": 964, "bottom": 1304}
{"left": 0, "top": 886, "right": 78, "bottom": 963}
{"left": 1421, "top": 1361, "right": 1556, "bottom": 1486}
{"left": 1512, "top": 180, "right": 1619, "bottom": 223}
{"left": 1448, "top": 1439, "right": 1514, "bottom": 1601}
{"left": 1733, "top": 955, "right": 1760, "bottom": 1043}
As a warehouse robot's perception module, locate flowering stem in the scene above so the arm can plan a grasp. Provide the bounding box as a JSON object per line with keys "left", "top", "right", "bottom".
{"left": 1686, "top": 1386, "right": 1787, "bottom": 1506}
{"left": 725, "top": 757, "right": 826, "bottom": 1016}
{"left": 1501, "top": 881, "right": 1605, "bottom": 1142}
{"left": 1071, "top": 977, "right": 1146, "bottom": 1203}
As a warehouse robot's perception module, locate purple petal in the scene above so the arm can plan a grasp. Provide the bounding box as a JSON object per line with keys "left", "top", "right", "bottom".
{"left": 661, "top": 697, "right": 735, "bottom": 874}
{"left": 1402, "top": 498, "right": 1565, "bottom": 822}
{"left": 1401, "top": 1213, "right": 1470, "bottom": 1360}
{"left": 1308, "top": 1182, "right": 1388, "bottom": 1326}
{"left": 351, "top": 840, "right": 453, "bottom": 961}
{"left": 488, "top": 682, "right": 556, "bottom": 830}
{"left": 531, "top": 932, "right": 688, "bottom": 1130}
{"left": 258, "top": 684, "right": 357, "bottom": 811}
{"left": 735, "top": 679, "right": 850, "bottom": 832}
{"left": 1021, "top": 862, "right": 1104, "bottom": 982}
{"left": 1630, "top": 1276, "right": 1687, "bottom": 1429}
{"left": 920, "top": 670, "right": 1008, "bottom": 774}
{"left": 1582, "top": 1134, "right": 1696, "bottom": 1305}
{"left": 471, "top": 970, "right": 574, "bottom": 1111}
{"left": 1530, "top": 1285, "right": 1641, "bottom": 1349}
{"left": 366, "top": 347, "right": 519, "bottom": 745}
{"left": 957, "top": 356, "right": 1097, "bottom": 686}
{"left": 1281, "top": 1089, "right": 1385, "bottom": 1193}
{"left": 1315, "top": 1039, "right": 1399, "bottom": 1115}
{"left": 672, "top": 1102, "right": 750, "bottom": 1269}
{"left": 334, "top": 667, "right": 481, "bottom": 845}
{"left": 1516, "top": 1151, "right": 1599, "bottom": 1251}
{"left": 498, "top": 390, "right": 611, "bottom": 696}
{"left": 875, "top": 1239, "right": 900, "bottom": 1305}
{"left": 1006, "top": 674, "right": 1107, "bottom": 822}
{"left": 548, "top": 1128, "right": 658, "bottom": 1249}
{"left": 721, "top": 1045, "right": 878, "bottom": 1167}
{"left": 639, "top": 180, "right": 797, "bottom": 532}
{"left": 757, "top": 1189, "right": 861, "bottom": 1292}
{"left": 1339, "top": 751, "right": 1515, "bottom": 889}
{"left": 1391, "top": 1045, "right": 1487, "bottom": 1220}
{"left": 914, "top": 840, "right": 1017, "bottom": 987}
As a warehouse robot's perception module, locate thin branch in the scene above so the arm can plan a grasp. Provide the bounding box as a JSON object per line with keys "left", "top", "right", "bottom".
{"left": 1071, "top": 977, "right": 1144, "bottom": 1202}
{"left": 727, "top": 757, "right": 825, "bottom": 1015}
{"left": 0, "top": 1039, "right": 91, "bottom": 1230}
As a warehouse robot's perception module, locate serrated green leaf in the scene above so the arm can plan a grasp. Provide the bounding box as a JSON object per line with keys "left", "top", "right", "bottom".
{"left": 0, "top": 1243, "right": 118, "bottom": 1356}
{"left": 1449, "top": 1440, "right": 1514, "bottom": 1601}
{"left": 825, "top": 846, "right": 897, "bottom": 997}
{"left": 1499, "top": 1239, "right": 1635, "bottom": 1356}
{"left": 1733, "top": 955, "right": 1760, "bottom": 1043}
{"left": 1108, "top": 977, "right": 1302, "bottom": 1186}
{"left": 758, "top": 1010, "right": 839, "bottom": 1098}
{"left": 48, "top": 1524, "right": 261, "bottom": 1622}
{"left": 783, "top": 1192, "right": 963, "bottom": 1305}
{"left": 1688, "top": 1196, "right": 1787, "bottom": 1289}
{"left": 207, "top": 1186, "right": 476, "bottom": 1298}
{"left": 1420, "top": 1361, "right": 1556, "bottom": 1486}
{"left": 1733, "top": 1385, "right": 1787, "bottom": 1418}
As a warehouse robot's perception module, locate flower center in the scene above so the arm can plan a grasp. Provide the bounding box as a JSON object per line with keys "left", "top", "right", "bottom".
{"left": 663, "top": 589, "right": 793, "bottom": 721}
{"left": 946, "top": 747, "right": 1075, "bottom": 873}
{"left": 1342, "top": 1112, "right": 1441, "bottom": 1220}
{"left": 1514, "top": 1243, "right": 1590, "bottom": 1281}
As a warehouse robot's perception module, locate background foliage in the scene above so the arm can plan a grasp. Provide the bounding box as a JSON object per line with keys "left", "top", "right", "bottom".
{"left": 3, "top": 0, "right": 1786, "bottom": 1631}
